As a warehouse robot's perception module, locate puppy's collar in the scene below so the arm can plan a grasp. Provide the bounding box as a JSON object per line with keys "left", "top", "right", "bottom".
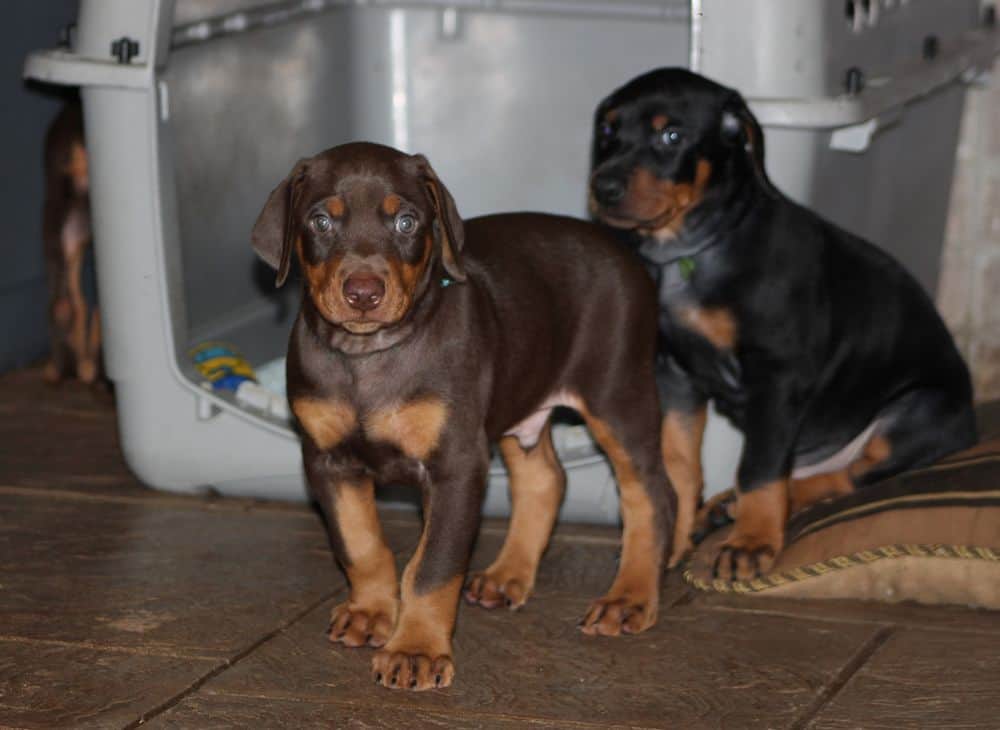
{"left": 637, "top": 233, "right": 721, "bottom": 274}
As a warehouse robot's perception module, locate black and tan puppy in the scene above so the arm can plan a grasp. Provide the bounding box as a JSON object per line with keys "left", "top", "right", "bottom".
{"left": 589, "top": 68, "right": 976, "bottom": 581}
{"left": 252, "top": 142, "right": 675, "bottom": 690}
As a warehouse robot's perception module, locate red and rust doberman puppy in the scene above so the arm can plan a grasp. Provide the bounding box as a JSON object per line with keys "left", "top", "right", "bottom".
{"left": 252, "top": 142, "right": 676, "bottom": 691}
{"left": 589, "top": 68, "right": 977, "bottom": 581}
{"left": 42, "top": 99, "right": 100, "bottom": 385}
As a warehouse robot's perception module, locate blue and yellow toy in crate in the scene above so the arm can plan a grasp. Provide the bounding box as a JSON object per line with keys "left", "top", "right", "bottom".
{"left": 189, "top": 342, "right": 256, "bottom": 391}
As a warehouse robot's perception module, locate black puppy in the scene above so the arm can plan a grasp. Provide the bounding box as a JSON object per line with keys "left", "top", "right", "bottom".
{"left": 589, "top": 68, "right": 977, "bottom": 580}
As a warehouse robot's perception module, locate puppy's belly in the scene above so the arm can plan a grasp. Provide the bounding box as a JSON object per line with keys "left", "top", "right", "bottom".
{"left": 61, "top": 206, "right": 91, "bottom": 258}
{"left": 791, "top": 418, "right": 885, "bottom": 479}
{"left": 503, "top": 390, "right": 582, "bottom": 450}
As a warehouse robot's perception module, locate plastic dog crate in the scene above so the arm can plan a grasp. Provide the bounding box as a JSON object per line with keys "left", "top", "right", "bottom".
{"left": 24, "top": 0, "right": 998, "bottom": 521}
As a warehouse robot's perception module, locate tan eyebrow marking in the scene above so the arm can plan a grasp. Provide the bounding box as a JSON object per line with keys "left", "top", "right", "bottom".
{"left": 382, "top": 194, "right": 402, "bottom": 216}
{"left": 326, "top": 197, "right": 345, "bottom": 218}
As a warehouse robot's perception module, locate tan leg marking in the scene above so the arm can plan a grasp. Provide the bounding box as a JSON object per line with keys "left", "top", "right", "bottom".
{"left": 365, "top": 397, "right": 448, "bottom": 460}
{"left": 662, "top": 407, "right": 707, "bottom": 566}
{"left": 328, "top": 478, "right": 399, "bottom": 648}
{"left": 292, "top": 398, "right": 357, "bottom": 451}
{"left": 715, "top": 479, "right": 788, "bottom": 581}
{"left": 788, "top": 433, "right": 892, "bottom": 514}
{"left": 579, "top": 408, "right": 662, "bottom": 636}
{"left": 372, "top": 524, "right": 462, "bottom": 690}
{"left": 676, "top": 306, "right": 737, "bottom": 350}
{"left": 466, "top": 424, "right": 565, "bottom": 610}
{"left": 62, "top": 245, "right": 94, "bottom": 382}
{"left": 77, "top": 307, "right": 101, "bottom": 384}
{"left": 849, "top": 434, "right": 891, "bottom": 480}
{"left": 789, "top": 470, "right": 854, "bottom": 515}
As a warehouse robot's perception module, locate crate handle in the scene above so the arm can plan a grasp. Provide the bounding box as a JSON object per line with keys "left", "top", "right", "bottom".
{"left": 748, "top": 28, "right": 999, "bottom": 132}
{"left": 23, "top": 48, "right": 151, "bottom": 89}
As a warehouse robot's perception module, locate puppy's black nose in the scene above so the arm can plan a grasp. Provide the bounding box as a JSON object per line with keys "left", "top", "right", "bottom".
{"left": 592, "top": 175, "right": 626, "bottom": 206}
{"left": 343, "top": 273, "right": 385, "bottom": 312}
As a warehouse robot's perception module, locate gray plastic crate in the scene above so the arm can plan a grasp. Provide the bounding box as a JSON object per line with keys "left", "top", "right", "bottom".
{"left": 23, "top": 0, "right": 999, "bottom": 521}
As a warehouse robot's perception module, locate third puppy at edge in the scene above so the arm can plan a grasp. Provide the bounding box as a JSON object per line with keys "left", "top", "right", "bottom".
{"left": 589, "top": 68, "right": 976, "bottom": 581}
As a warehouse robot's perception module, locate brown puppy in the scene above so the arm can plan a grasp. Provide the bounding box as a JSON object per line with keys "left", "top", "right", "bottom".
{"left": 42, "top": 99, "right": 100, "bottom": 385}
{"left": 252, "top": 142, "right": 675, "bottom": 691}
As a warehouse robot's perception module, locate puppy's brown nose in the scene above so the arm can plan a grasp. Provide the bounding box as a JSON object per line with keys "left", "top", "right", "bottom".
{"left": 342, "top": 273, "right": 385, "bottom": 312}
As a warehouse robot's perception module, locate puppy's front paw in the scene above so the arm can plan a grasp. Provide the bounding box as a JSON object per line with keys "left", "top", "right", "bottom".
{"left": 464, "top": 568, "right": 530, "bottom": 610}
{"left": 712, "top": 531, "right": 782, "bottom": 581}
{"left": 372, "top": 648, "right": 454, "bottom": 691}
{"left": 328, "top": 601, "right": 395, "bottom": 648}
{"left": 579, "top": 593, "right": 657, "bottom": 637}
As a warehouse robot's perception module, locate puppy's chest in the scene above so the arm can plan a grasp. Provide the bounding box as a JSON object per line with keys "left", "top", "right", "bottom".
{"left": 658, "top": 273, "right": 743, "bottom": 397}
{"left": 291, "top": 386, "right": 450, "bottom": 467}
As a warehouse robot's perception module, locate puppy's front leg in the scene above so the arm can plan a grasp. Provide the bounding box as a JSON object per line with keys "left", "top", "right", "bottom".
{"left": 714, "top": 384, "right": 800, "bottom": 581}
{"left": 373, "top": 440, "right": 487, "bottom": 691}
{"left": 304, "top": 442, "right": 399, "bottom": 649}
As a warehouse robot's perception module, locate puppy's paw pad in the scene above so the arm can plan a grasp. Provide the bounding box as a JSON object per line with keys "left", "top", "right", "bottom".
{"left": 328, "top": 603, "right": 394, "bottom": 648}
{"left": 579, "top": 596, "right": 657, "bottom": 637}
{"left": 372, "top": 649, "right": 454, "bottom": 691}
{"left": 464, "top": 572, "right": 528, "bottom": 610}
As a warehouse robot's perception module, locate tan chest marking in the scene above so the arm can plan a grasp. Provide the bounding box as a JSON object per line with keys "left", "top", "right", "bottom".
{"left": 364, "top": 397, "right": 449, "bottom": 460}
{"left": 292, "top": 398, "right": 357, "bottom": 450}
{"left": 677, "top": 306, "right": 737, "bottom": 350}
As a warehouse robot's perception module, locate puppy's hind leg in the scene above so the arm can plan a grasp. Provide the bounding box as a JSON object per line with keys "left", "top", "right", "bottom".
{"left": 465, "top": 421, "right": 565, "bottom": 610}
{"left": 852, "top": 386, "right": 977, "bottom": 487}
{"left": 659, "top": 357, "right": 709, "bottom": 566}
{"left": 577, "top": 391, "right": 675, "bottom": 637}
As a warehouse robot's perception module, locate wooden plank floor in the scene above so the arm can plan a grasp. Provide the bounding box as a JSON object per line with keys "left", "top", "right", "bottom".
{"left": 1, "top": 367, "right": 998, "bottom": 729}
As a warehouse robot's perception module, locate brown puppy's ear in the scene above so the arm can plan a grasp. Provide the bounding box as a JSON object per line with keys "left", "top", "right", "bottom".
{"left": 251, "top": 161, "right": 307, "bottom": 288}
{"left": 410, "top": 154, "right": 466, "bottom": 283}
{"left": 720, "top": 93, "right": 769, "bottom": 188}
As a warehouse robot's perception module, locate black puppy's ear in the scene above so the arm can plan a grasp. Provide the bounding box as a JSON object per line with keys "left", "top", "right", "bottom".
{"left": 251, "top": 161, "right": 308, "bottom": 288}
{"left": 411, "top": 154, "right": 466, "bottom": 283}
{"left": 720, "top": 93, "right": 768, "bottom": 185}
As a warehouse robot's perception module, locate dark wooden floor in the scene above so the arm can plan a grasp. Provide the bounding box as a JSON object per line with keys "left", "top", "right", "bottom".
{"left": 1, "top": 368, "right": 998, "bottom": 729}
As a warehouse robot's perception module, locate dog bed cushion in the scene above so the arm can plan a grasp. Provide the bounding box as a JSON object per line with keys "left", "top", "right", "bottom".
{"left": 684, "top": 403, "right": 1000, "bottom": 609}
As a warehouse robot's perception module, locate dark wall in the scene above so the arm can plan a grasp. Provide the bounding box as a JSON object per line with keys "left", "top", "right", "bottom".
{"left": 1, "top": 1, "right": 79, "bottom": 373}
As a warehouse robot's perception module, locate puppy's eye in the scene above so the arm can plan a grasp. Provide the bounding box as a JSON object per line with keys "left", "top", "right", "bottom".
{"left": 597, "top": 122, "right": 617, "bottom": 146}
{"left": 658, "top": 128, "right": 683, "bottom": 147}
{"left": 395, "top": 214, "right": 416, "bottom": 234}
{"left": 311, "top": 214, "right": 332, "bottom": 233}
